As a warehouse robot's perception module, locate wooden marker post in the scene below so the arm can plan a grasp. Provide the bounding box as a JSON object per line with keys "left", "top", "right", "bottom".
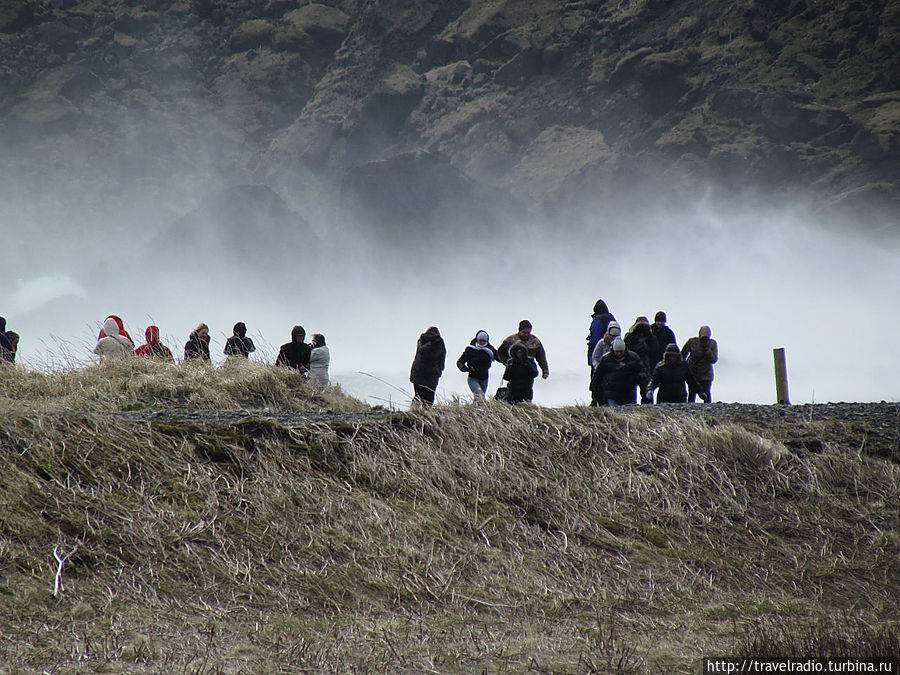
{"left": 774, "top": 347, "right": 790, "bottom": 405}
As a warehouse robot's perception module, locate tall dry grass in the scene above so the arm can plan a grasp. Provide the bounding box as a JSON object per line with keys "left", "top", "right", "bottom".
{"left": 0, "top": 387, "right": 897, "bottom": 672}
{"left": 0, "top": 356, "right": 368, "bottom": 414}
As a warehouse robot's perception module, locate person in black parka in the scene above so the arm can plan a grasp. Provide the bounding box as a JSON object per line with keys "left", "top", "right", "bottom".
{"left": 184, "top": 323, "right": 212, "bottom": 362}
{"left": 276, "top": 325, "right": 312, "bottom": 372}
{"left": 410, "top": 326, "right": 446, "bottom": 406}
{"left": 457, "top": 330, "right": 497, "bottom": 400}
{"left": 224, "top": 322, "right": 256, "bottom": 358}
{"left": 649, "top": 343, "right": 706, "bottom": 404}
{"left": 502, "top": 341, "right": 539, "bottom": 404}
{"left": 591, "top": 337, "right": 650, "bottom": 406}
{"left": 624, "top": 316, "right": 659, "bottom": 377}
{"left": 0, "top": 316, "right": 15, "bottom": 364}
{"left": 650, "top": 311, "right": 677, "bottom": 366}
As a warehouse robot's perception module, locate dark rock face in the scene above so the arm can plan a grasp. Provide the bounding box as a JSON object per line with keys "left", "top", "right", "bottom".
{"left": 0, "top": 0, "right": 897, "bottom": 240}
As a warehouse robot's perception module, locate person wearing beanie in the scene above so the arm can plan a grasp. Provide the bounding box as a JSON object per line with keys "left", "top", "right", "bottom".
{"left": 650, "top": 311, "right": 677, "bottom": 364}
{"left": 94, "top": 316, "right": 135, "bottom": 362}
{"left": 649, "top": 343, "right": 705, "bottom": 403}
{"left": 184, "top": 323, "right": 212, "bottom": 361}
{"left": 224, "top": 322, "right": 256, "bottom": 358}
{"left": 590, "top": 336, "right": 650, "bottom": 406}
{"left": 409, "top": 326, "right": 446, "bottom": 406}
{"left": 501, "top": 340, "right": 539, "bottom": 404}
{"left": 457, "top": 329, "right": 498, "bottom": 401}
{"left": 308, "top": 333, "right": 330, "bottom": 385}
{"left": 586, "top": 299, "right": 616, "bottom": 369}
{"left": 135, "top": 325, "right": 174, "bottom": 362}
{"left": 0, "top": 316, "right": 16, "bottom": 364}
{"left": 495, "top": 319, "right": 549, "bottom": 380}
{"left": 276, "top": 325, "right": 312, "bottom": 372}
{"left": 681, "top": 325, "right": 718, "bottom": 402}
{"left": 590, "top": 320, "right": 622, "bottom": 371}
{"left": 624, "top": 315, "right": 660, "bottom": 377}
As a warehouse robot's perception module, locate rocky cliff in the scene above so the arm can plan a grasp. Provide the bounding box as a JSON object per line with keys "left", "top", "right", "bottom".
{"left": 1, "top": 0, "right": 897, "bottom": 258}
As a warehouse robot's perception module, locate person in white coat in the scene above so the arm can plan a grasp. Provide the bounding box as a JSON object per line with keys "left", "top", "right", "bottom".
{"left": 93, "top": 317, "right": 134, "bottom": 362}
{"left": 308, "top": 334, "right": 330, "bottom": 385}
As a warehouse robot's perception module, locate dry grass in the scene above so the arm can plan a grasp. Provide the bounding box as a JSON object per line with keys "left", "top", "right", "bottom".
{"left": 0, "top": 377, "right": 897, "bottom": 673}
{"left": 0, "top": 357, "right": 368, "bottom": 415}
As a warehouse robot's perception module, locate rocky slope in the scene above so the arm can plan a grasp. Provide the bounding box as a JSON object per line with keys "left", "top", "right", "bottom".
{"left": 1, "top": 0, "right": 897, "bottom": 254}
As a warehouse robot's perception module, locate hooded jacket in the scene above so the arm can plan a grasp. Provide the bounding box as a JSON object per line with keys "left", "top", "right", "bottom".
{"left": 590, "top": 348, "right": 649, "bottom": 405}
{"left": 586, "top": 300, "right": 615, "bottom": 366}
{"left": 624, "top": 320, "right": 659, "bottom": 376}
{"left": 94, "top": 317, "right": 134, "bottom": 361}
{"left": 309, "top": 344, "right": 330, "bottom": 385}
{"left": 681, "top": 326, "right": 718, "bottom": 382}
{"left": 410, "top": 326, "right": 446, "bottom": 386}
{"left": 650, "top": 350, "right": 700, "bottom": 403}
{"left": 276, "top": 325, "right": 312, "bottom": 370}
{"left": 457, "top": 330, "right": 497, "bottom": 381}
{"left": 135, "top": 325, "right": 174, "bottom": 361}
{"left": 184, "top": 327, "right": 211, "bottom": 361}
{"left": 97, "top": 315, "right": 133, "bottom": 344}
{"left": 502, "top": 341, "right": 539, "bottom": 402}
{"left": 224, "top": 322, "right": 256, "bottom": 357}
{"left": 650, "top": 323, "right": 677, "bottom": 364}
{"left": 496, "top": 332, "right": 549, "bottom": 376}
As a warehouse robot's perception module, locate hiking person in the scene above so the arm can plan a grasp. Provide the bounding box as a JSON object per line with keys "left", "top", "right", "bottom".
{"left": 586, "top": 299, "right": 615, "bottom": 369}
{"left": 276, "top": 325, "right": 312, "bottom": 372}
{"left": 681, "top": 325, "right": 718, "bottom": 403}
{"left": 590, "top": 337, "right": 650, "bottom": 406}
{"left": 134, "top": 325, "right": 174, "bottom": 362}
{"left": 589, "top": 321, "right": 623, "bottom": 405}
{"left": 409, "top": 326, "right": 445, "bottom": 406}
{"left": 650, "top": 311, "right": 677, "bottom": 365}
{"left": 456, "top": 330, "right": 497, "bottom": 400}
{"left": 624, "top": 316, "right": 659, "bottom": 377}
{"left": 590, "top": 321, "right": 622, "bottom": 371}
{"left": 5, "top": 331, "right": 18, "bottom": 363}
{"left": 502, "top": 340, "right": 539, "bottom": 404}
{"left": 184, "top": 323, "right": 211, "bottom": 362}
{"left": 496, "top": 320, "right": 549, "bottom": 380}
{"left": 308, "top": 334, "right": 330, "bottom": 385}
{"left": 0, "top": 316, "right": 15, "bottom": 364}
{"left": 97, "top": 315, "right": 133, "bottom": 345}
{"left": 224, "top": 322, "right": 256, "bottom": 358}
{"left": 649, "top": 343, "right": 705, "bottom": 404}
{"left": 94, "top": 316, "right": 134, "bottom": 362}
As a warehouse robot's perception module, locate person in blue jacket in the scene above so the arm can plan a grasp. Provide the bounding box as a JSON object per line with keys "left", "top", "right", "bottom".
{"left": 586, "top": 299, "right": 615, "bottom": 372}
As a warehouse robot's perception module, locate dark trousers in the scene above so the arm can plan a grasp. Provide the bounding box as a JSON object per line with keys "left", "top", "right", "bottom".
{"left": 413, "top": 383, "right": 436, "bottom": 406}
{"left": 688, "top": 380, "right": 712, "bottom": 403}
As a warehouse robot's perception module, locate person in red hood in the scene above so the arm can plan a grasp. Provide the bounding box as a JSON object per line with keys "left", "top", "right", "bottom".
{"left": 134, "top": 325, "right": 174, "bottom": 362}
{"left": 97, "top": 315, "right": 133, "bottom": 344}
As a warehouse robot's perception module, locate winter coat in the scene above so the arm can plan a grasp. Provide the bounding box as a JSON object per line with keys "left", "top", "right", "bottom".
{"left": 591, "top": 336, "right": 616, "bottom": 370}
{"left": 650, "top": 324, "right": 677, "bottom": 364}
{"left": 184, "top": 332, "right": 211, "bottom": 361}
{"left": 135, "top": 326, "right": 174, "bottom": 361}
{"left": 410, "top": 327, "right": 446, "bottom": 387}
{"left": 224, "top": 336, "right": 256, "bottom": 357}
{"left": 502, "top": 341, "right": 539, "bottom": 403}
{"left": 681, "top": 333, "right": 718, "bottom": 382}
{"left": 591, "top": 349, "right": 649, "bottom": 405}
{"left": 0, "top": 316, "right": 14, "bottom": 364}
{"left": 496, "top": 333, "right": 549, "bottom": 376}
{"left": 309, "top": 345, "right": 330, "bottom": 385}
{"left": 94, "top": 318, "right": 134, "bottom": 361}
{"left": 650, "top": 355, "right": 700, "bottom": 403}
{"left": 587, "top": 302, "right": 615, "bottom": 367}
{"left": 457, "top": 332, "right": 497, "bottom": 381}
{"left": 624, "top": 325, "right": 659, "bottom": 376}
{"left": 97, "top": 315, "right": 133, "bottom": 344}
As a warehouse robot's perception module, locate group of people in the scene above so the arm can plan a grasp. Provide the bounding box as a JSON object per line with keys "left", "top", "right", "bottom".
{"left": 409, "top": 300, "right": 718, "bottom": 407}
{"left": 587, "top": 300, "right": 718, "bottom": 406}
{"left": 410, "top": 319, "right": 551, "bottom": 406}
{"left": 90, "top": 315, "right": 331, "bottom": 385}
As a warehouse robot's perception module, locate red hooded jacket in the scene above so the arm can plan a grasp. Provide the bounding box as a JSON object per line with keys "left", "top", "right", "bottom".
{"left": 134, "top": 325, "right": 174, "bottom": 361}
{"left": 98, "top": 315, "right": 133, "bottom": 343}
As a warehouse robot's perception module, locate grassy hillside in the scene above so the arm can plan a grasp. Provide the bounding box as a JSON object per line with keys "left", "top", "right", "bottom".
{"left": 0, "top": 363, "right": 897, "bottom": 673}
